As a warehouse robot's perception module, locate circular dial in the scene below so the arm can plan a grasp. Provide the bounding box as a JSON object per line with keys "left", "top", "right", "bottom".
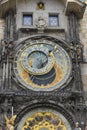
{"left": 17, "top": 108, "right": 71, "bottom": 130}
{"left": 14, "top": 39, "right": 72, "bottom": 91}
{"left": 21, "top": 45, "right": 55, "bottom": 75}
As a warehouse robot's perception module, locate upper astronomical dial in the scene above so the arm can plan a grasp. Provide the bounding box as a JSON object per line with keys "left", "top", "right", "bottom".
{"left": 14, "top": 39, "right": 72, "bottom": 91}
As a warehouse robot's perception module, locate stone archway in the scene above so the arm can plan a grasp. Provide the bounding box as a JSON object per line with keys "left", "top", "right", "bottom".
{"left": 15, "top": 101, "right": 74, "bottom": 130}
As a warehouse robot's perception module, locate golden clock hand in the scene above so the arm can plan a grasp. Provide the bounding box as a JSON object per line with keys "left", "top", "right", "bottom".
{"left": 48, "top": 45, "right": 58, "bottom": 56}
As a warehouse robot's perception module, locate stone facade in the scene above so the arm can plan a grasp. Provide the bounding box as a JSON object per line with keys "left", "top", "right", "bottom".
{"left": 15, "top": 0, "right": 67, "bottom": 40}
{"left": 16, "top": 0, "right": 67, "bottom": 30}
{"left": 79, "top": 5, "right": 87, "bottom": 103}
{"left": 0, "top": 0, "right": 86, "bottom": 92}
{"left": 0, "top": 0, "right": 87, "bottom": 129}
{"left": 0, "top": 19, "right": 4, "bottom": 40}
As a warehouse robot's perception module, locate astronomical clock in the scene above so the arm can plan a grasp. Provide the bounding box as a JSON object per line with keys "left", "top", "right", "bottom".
{"left": 0, "top": 0, "right": 86, "bottom": 129}
{"left": 13, "top": 36, "right": 73, "bottom": 130}
{"left": 14, "top": 37, "right": 72, "bottom": 91}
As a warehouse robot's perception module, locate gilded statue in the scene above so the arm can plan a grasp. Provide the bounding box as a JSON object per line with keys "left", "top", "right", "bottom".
{"left": 4, "top": 115, "right": 16, "bottom": 130}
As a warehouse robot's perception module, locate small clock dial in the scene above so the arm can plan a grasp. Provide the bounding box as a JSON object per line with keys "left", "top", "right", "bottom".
{"left": 14, "top": 39, "right": 72, "bottom": 91}
{"left": 21, "top": 45, "right": 55, "bottom": 75}
{"left": 28, "top": 51, "right": 48, "bottom": 69}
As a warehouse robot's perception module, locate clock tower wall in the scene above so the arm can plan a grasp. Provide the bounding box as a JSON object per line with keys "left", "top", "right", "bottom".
{"left": 16, "top": 0, "right": 67, "bottom": 39}
{"left": 79, "top": 5, "right": 87, "bottom": 105}
{"left": 0, "top": 0, "right": 87, "bottom": 129}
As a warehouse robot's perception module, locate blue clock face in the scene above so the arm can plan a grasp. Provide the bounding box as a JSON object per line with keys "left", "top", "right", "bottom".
{"left": 14, "top": 39, "right": 72, "bottom": 91}
{"left": 21, "top": 45, "right": 55, "bottom": 75}
{"left": 28, "top": 51, "right": 48, "bottom": 69}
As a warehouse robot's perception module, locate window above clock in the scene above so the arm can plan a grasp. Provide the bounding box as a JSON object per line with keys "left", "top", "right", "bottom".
{"left": 23, "top": 14, "right": 33, "bottom": 26}
{"left": 49, "top": 14, "right": 59, "bottom": 27}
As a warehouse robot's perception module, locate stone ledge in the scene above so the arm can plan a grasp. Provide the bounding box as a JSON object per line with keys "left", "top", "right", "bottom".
{"left": 18, "top": 26, "right": 65, "bottom": 33}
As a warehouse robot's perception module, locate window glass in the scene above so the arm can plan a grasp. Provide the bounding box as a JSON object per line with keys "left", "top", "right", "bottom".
{"left": 49, "top": 15, "right": 59, "bottom": 26}
{"left": 23, "top": 14, "right": 33, "bottom": 26}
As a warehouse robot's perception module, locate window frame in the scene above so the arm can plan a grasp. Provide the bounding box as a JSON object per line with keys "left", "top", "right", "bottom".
{"left": 22, "top": 13, "right": 33, "bottom": 26}
{"left": 49, "top": 13, "right": 59, "bottom": 27}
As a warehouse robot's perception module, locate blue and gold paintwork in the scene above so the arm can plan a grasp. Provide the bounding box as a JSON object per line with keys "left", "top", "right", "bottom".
{"left": 14, "top": 39, "right": 72, "bottom": 91}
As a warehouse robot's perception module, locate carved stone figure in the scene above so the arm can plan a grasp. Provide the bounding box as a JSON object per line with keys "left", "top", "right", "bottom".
{"left": 7, "top": 41, "right": 14, "bottom": 59}
{"left": 36, "top": 16, "right": 47, "bottom": 33}
{"left": 76, "top": 44, "right": 83, "bottom": 59}
{"left": 69, "top": 43, "right": 75, "bottom": 59}
{"left": 1, "top": 40, "right": 13, "bottom": 61}
{"left": 74, "top": 122, "right": 81, "bottom": 130}
{"left": 1, "top": 41, "right": 8, "bottom": 61}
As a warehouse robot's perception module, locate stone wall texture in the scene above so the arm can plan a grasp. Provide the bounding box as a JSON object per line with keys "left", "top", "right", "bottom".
{"left": 0, "top": 19, "right": 4, "bottom": 40}
{"left": 79, "top": 6, "right": 87, "bottom": 102}
{"left": 0, "top": 0, "right": 87, "bottom": 101}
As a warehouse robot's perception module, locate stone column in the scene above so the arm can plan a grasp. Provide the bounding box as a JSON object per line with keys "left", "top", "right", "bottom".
{"left": 65, "top": 0, "right": 86, "bottom": 126}
{"left": 79, "top": 4, "right": 87, "bottom": 122}
{"left": 0, "top": 20, "right": 5, "bottom": 40}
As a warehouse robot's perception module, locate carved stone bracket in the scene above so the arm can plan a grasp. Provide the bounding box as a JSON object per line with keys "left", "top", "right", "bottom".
{"left": 65, "top": 0, "right": 86, "bottom": 19}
